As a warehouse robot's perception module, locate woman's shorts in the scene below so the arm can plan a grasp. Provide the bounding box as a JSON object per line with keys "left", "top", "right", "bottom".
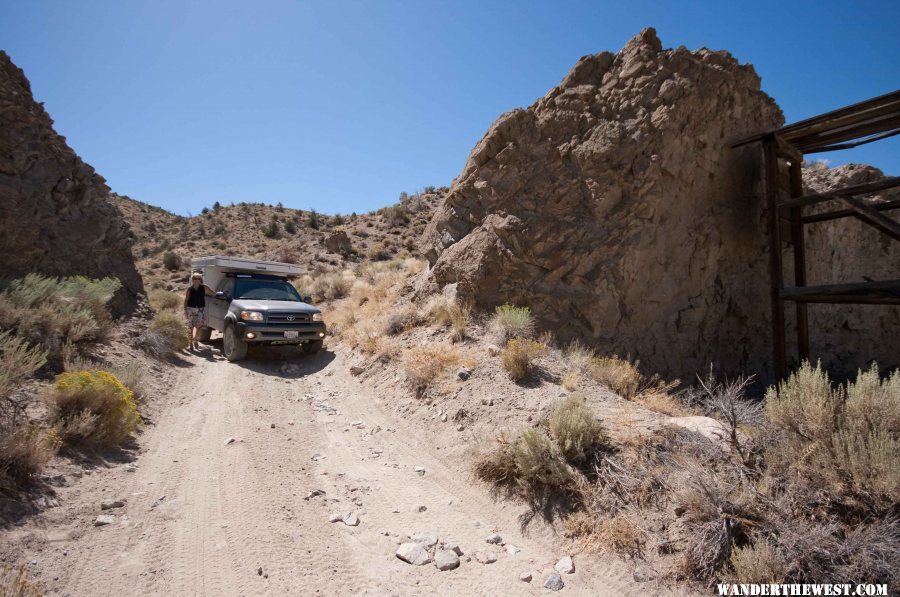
{"left": 186, "top": 307, "right": 207, "bottom": 328}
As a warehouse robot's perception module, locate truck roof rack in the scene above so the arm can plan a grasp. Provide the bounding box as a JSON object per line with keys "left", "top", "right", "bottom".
{"left": 190, "top": 256, "right": 303, "bottom": 277}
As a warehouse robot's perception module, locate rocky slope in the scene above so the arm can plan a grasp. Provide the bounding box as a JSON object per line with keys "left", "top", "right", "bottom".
{"left": 0, "top": 51, "right": 143, "bottom": 313}
{"left": 420, "top": 28, "right": 898, "bottom": 382}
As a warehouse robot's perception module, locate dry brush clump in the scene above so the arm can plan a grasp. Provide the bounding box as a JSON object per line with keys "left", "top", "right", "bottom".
{"left": 141, "top": 310, "right": 190, "bottom": 358}
{"left": 46, "top": 370, "right": 141, "bottom": 448}
{"left": 0, "top": 566, "right": 43, "bottom": 597}
{"left": 473, "top": 394, "right": 605, "bottom": 512}
{"left": 501, "top": 339, "right": 544, "bottom": 382}
{"left": 401, "top": 344, "right": 468, "bottom": 394}
{"left": 0, "top": 330, "right": 55, "bottom": 492}
{"left": 424, "top": 294, "right": 470, "bottom": 342}
{"left": 474, "top": 362, "right": 900, "bottom": 590}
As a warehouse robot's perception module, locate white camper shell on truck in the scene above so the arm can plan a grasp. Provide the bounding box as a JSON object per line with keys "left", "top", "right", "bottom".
{"left": 190, "top": 256, "right": 326, "bottom": 362}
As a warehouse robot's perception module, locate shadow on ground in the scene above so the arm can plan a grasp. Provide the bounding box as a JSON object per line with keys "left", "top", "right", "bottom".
{"left": 202, "top": 338, "right": 336, "bottom": 379}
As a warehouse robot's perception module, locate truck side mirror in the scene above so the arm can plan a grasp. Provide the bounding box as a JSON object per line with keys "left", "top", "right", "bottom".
{"left": 303, "top": 295, "right": 313, "bottom": 304}
{"left": 215, "top": 291, "right": 230, "bottom": 301}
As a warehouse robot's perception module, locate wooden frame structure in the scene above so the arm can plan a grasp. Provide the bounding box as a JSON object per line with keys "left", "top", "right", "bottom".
{"left": 733, "top": 90, "right": 900, "bottom": 380}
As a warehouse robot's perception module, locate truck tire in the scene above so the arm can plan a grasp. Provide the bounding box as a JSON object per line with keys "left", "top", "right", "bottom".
{"left": 197, "top": 326, "right": 212, "bottom": 342}
{"left": 302, "top": 340, "right": 323, "bottom": 355}
{"left": 223, "top": 324, "right": 248, "bottom": 362}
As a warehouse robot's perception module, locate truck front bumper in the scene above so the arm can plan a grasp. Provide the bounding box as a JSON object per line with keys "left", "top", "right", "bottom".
{"left": 234, "top": 321, "right": 327, "bottom": 344}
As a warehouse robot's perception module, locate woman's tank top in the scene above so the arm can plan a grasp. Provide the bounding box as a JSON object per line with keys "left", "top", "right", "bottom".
{"left": 187, "top": 285, "right": 206, "bottom": 308}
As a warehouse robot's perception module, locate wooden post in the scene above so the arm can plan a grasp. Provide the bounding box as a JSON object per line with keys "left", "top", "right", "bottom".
{"left": 764, "top": 138, "right": 787, "bottom": 380}
{"left": 788, "top": 158, "right": 810, "bottom": 364}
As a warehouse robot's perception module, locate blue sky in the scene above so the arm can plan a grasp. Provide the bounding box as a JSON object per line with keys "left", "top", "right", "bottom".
{"left": 2, "top": 0, "right": 898, "bottom": 215}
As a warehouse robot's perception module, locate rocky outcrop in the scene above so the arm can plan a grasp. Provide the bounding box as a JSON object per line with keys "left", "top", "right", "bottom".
{"left": 795, "top": 163, "right": 900, "bottom": 377}
{"left": 0, "top": 51, "right": 143, "bottom": 314}
{"left": 421, "top": 29, "right": 784, "bottom": 381}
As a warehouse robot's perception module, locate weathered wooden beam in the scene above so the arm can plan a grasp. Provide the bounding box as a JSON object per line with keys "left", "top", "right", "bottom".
{"left": 764, "top": 139, "right": 787, "bottom": 381}
{"left": 775, "top": 135, "right": 803, "bottom": 162}
{"left": 836, "top": 195, "right": 900, "bottom": 241}
{"left": 802, "top": 199, "right": 900, "bottom": 224}
{"left": 788, "top": 114, "right": 900, "bottom": 151}
{"left": 804, "top": 128, "right": 900, "bottom": 154}
{"left": 789, "top": 160, "right": 809, "bottom": 362}
{"left": 780, "top": 279, "right": 900, "bottom": 305}
{"left": 778, "top": 177, "right": 900, "bottom": 210}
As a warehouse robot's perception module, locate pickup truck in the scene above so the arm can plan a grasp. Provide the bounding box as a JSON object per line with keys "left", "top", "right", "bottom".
{"left": 192, "top": 257, "right": 326, "bottom": 362}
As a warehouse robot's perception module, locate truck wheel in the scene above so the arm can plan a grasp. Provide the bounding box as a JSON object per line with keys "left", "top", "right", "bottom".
{"left": 223, "top": 324, "right": 248, "bottom": 362}
{"left": 302, "top": 340, "right": 323, "bottom": 355}
{"left": 198, "top": 326, "right": 212, "bottom": 342}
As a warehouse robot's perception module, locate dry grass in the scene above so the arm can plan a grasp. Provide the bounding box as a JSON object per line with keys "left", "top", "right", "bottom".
{"left": 0, "top": 425, "right": 60, "bottom": 492}
{"left": 501, "top": 339, "right": 544, "bottom": 382}
{"left": 596, "top": 515, "right": 647, "bottom": 558}
{"left": 0, "top": 566, "right": 43, "bottom": 597}
{"left": 148, "top": 289, "right": 181, "bottom": 311}
{"left": 46, "top": 370, "right": 141, "bottom": 448}
{"left": 589, "top": 356, "right": 641, "bottom": 399}
{"left": 424, "top": 295, "right": 470, "bottom": 342}
{"left": 728, "top": 540, "right": 785, "bottom": 584}
{"left": 489, "top": 304, "right": 534, "bottom": 342}
{"left": 561, "top": 370, "right": 581, "bottom": 391}
{"left": 384, "top": 305, "right": 424, "bottom": 336}
{"left": 401, "top": 344, "right": 466, "bottom": 392}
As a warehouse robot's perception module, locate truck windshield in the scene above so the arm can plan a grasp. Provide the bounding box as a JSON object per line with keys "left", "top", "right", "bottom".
{"left": 233, "top": 279, "right": 302, "bottom": 301}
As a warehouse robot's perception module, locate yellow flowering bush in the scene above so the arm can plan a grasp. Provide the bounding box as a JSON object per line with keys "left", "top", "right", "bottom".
{"left": 48, "top": 370, "right": 141, "bottom": 447}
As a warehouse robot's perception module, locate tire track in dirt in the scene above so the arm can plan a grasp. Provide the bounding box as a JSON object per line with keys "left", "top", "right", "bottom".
{"left": 47, "top": 344, "right": 682, "bottom": 596}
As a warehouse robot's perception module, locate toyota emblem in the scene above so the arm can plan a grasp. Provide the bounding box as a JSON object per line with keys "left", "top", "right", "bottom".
{"left": 286, "top": 315, "right": 296, "bottom": 321}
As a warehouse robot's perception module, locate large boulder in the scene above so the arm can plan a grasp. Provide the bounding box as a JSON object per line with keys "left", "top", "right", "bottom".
{"left": 421, "top": 29, "right": 784, "bottom": 381}
{"left": 0, "top": 51, "right": 144, "bottom": 314}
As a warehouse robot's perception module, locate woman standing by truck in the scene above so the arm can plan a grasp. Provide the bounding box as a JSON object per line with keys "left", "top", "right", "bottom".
{"left": 184, "top": 271, "right": 213, "bottom": 351}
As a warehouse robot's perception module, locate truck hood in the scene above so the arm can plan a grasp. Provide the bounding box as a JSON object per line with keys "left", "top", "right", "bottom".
{"left": 232, "top": 299, "right": 320, "bottom": 314}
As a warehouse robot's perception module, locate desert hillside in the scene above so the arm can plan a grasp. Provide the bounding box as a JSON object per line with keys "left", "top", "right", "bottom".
{"left": 113, "top": 189, "right": 444, "bottom": 292}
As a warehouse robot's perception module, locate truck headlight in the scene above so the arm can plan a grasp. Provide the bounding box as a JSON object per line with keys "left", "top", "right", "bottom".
{"left": 312, "top": 313, "right": 324, "bottom": 322}
{"left": 240, "top": 311, "right": 264, "bottom": 321}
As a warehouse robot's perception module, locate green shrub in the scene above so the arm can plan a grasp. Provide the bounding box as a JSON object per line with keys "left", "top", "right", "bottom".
{"left": 283, "top": 219, "right": 297, "bottom": 234}
{"left": 0, "top": 330, "right": 47, "bottom": 401}
{"left": 146, "top": 310, "right": 190, "bottom": 356}
{"left": 263, "top": 220, "right": 280, "bottom": 239}
{"left": 47, "top": 370, "right": 141, "bottom": 447}
{"left": 0, "top": 275, "right": 120, "bottom": 365}
{"left": 501, "top": 338, "right": 543, "bottom": 381}
{"left": 489, "top": 304, "right": 534, "bottom": 342}
{"left": 765, "top": 362, "right": 900, "bottom": 506}
{"left": 550, "top": 394, "right": 604, "bottom": 462}
{"left": 162, "top": 251, "right": 181, "bottom": 271}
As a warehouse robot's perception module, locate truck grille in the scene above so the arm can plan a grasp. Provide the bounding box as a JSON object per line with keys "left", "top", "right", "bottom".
{"left": 267, "top": 312, "right": 312, "bottom": 325}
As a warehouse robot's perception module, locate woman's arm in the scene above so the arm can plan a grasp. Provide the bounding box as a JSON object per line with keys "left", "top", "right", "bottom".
{"left": 184, "top": 288, "right": 191, "bottom": 309}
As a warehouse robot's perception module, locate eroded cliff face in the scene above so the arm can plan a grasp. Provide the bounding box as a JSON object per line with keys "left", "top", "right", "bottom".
{"left": 0, "top": 51, "right": 143, "bottom": 314}
{"left": 421, "top": 28, "right": 786, "bottom": 381}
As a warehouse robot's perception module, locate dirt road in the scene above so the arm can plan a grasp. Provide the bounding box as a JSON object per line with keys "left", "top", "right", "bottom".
{"left": 9, "top": 345, "right": 660, "bottom": 596}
